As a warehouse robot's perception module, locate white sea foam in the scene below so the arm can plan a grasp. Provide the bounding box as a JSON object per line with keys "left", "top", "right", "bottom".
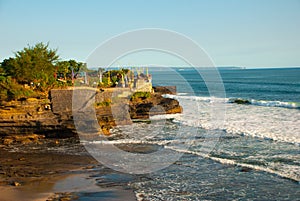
{"left": 84, "top": 93, "right": 300, "bottom": 182}
{"left": 228, "top": 98, "right": 300, "bottom": 109}
{"left": 165, "top": 94, "right": 300, "bottom": 109}
{"left": 250, "top": 99, "right": 299, "bottom": 109}
{"left": 149, "top": 113, "right": 181, "bottom": 120}
{"left": 177, "top": 92, "right": 189, "bottom": 96}
{"left": 166, "top": 146, "right": 300, "bottom": 182}
{"left": 160, "top": 94, "right": 300, "bottom": 181}
{"left": 165, "top": 94, "right": 300, "bottom": 145}
{"left": 82, "top": 138, "right": 180, "bottom": 146}
{"left": 84, "top": 137, "right": 300, "bottom": 182}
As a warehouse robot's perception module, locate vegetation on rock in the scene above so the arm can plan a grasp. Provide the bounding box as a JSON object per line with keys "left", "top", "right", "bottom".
{"left": 130, "top": 92, "right": 151, "bottom": 101}
{"left": 98, "top": 68, "right": 132, "bottom": 88}
{"left": 0, "top": 43, "right": 86, "bottom": 101}
{"left": 0, "top": 43, "right": 182, "bottom": 138}
{"left": 95, "top": 100, "right": 112, "bottom": 107}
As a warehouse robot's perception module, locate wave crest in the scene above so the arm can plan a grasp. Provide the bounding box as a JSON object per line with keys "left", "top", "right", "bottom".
{"left": 229, "top": 98, "right": 300, "bottom": 109}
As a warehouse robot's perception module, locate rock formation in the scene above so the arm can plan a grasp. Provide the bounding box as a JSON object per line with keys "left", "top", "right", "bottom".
{"left": 0, "top": 87, "right": 182, "bottom": 142}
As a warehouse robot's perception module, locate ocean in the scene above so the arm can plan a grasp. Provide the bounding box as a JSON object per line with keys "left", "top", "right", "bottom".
{"left": 75, "top": 68, "right": 300, "bottom": 200}
{"left": 85, "top": 67, "right": 300, "bottom": 200}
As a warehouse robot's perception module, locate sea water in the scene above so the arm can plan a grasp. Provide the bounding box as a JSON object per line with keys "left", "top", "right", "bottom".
{"left": 88, "top": 67, "right": 300, "bottom": 200}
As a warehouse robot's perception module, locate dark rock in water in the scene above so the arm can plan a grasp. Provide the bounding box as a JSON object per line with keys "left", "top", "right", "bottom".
{"left": 115, "top": 143, "right": 163, "bottom": 154}
{"left": 240, "top": 167, "right": 252, "bottom": 172}
{"left": 95, "top": 173, "right": 136, "bottom": 188}
{"left": 47, "top": 192, "right": 79, "bottom": 201}
{"left": 231, "top": 99, "right": 251, "bottom": 104}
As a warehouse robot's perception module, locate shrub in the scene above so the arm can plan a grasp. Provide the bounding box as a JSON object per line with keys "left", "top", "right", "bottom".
{"left": 130, "top": 92, "right": 151, "bottom": 101}
{"left": 95, "top": 100, "right": 111, "bottom": 107}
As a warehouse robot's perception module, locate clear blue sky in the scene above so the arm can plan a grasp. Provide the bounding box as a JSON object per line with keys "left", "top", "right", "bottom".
{"left": 0, "top": 0, "right": 300, "bottom": 67}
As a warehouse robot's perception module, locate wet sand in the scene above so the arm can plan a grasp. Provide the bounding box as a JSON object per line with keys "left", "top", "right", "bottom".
{"left": 0, "top": 142, "right": 137, "bottom": 201}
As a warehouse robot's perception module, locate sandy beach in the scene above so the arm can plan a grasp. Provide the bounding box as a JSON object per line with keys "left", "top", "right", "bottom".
{"left": 0, "top": 139, "right": 137, "bottom": 201}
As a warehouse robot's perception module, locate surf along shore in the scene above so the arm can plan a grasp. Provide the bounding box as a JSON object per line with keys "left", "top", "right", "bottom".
{"left": 0, "top": 86, "right": 181, "bottom": 200}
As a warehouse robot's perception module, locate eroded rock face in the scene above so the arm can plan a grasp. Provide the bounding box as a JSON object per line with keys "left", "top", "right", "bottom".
{"left": 153, "top": 86, "right": 177, "bottom": 95}
{"left": 129, "top": 93, "right": 182, "bottom": 119}
{"left": 1, "top": 134, "right": 45, "bottom": 145}
{"left": 0, "top": 88, "right": 182, "bottom": 140}
{"left": 0, "top": 98, "right": 76, "bottom": 140}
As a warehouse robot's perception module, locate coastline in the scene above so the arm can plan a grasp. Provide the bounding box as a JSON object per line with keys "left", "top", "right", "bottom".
{"left": 0, "top": 86, "right": 181, "bottom": 200}
{"left": 0, "top": 85, "right": 299, "bottom": 199}
{"left": 0, "top": 139, "right": 137, "bottom": 201}
{"left": 0, "top": 86, "right": 181, "bottom": 138}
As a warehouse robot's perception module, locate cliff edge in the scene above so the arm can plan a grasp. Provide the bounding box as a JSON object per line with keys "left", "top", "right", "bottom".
{"left": 0, "top": 87, "right": 181, "bottom": 144}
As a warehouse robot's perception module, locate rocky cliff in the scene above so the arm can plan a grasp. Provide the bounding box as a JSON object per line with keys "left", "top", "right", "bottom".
{"left": 0, "top": 87, "right": 181, "bottom": 143}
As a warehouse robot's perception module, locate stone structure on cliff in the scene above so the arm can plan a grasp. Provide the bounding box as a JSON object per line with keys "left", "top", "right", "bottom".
{"left": 132, "top": 68, "right": 152, "bottom": 93}
{"left": 83, "top": 68, "right": 153, "bottom": 93}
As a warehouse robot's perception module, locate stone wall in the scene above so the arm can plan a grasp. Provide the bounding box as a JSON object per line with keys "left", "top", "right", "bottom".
{"left": 51, "top": 88, "right": 114, "bottom": 114}
{"left": 50, "top": 89, "right": 74, "bottom": 114}
{"left": 51, "top": 87, "right": 156, "bottom": 114}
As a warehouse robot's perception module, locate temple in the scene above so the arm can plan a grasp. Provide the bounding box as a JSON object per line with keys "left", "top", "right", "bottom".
{"left": 74, "top": 67, "right": 153, "bottom": 93}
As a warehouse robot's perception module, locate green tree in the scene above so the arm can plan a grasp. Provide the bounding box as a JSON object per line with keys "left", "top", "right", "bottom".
{"left": 1, "top": 58, "right": 15, "bottom": 76}
{"left": 0, "top": 43, "right": 90, "bottom": 100}
{"left": 2, "top": 42, "right": 59, "bottom": 89}
{"left": 56, "top": 59, "right": 87, "bottom": 80}
{"left": 0, "top": 66, "right": 5, "bottom": 75}
{"left": 0, "top": 75, "right": 37, "bottom": 101}
{"left": 56, "top": 60, "right": 70, "bottom": 80}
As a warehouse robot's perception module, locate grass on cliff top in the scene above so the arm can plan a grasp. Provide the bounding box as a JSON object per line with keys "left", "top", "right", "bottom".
{"left": 94, "top": 92, "right": 152, "bottom": 107}
{"left": 130, "top": 92, "right": 151, "bottom": 101}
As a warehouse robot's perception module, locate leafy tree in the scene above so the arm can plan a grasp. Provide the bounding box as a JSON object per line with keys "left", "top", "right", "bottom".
{"left": 0, "top": 66, "right": 5, "bottom": 75}
{"left": 2, "top": 42, "right": 59, "bottom": 89}
{"left": 56, "top": 59, "right": 87, "bottom": 80}
{"left": 1, "top": 58, "right": 15, "bottom": 75}
{"left": 56, "top": 60, "right": 70, "bottom": 80}
{"left": 0, "top": 76, "right": 37, "bottom": 101}
{"left": 67, "top": 59, "right": 86, "bottom": 73}
{"left": 0, "top": 42, "right": 89, "bottom": 100}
